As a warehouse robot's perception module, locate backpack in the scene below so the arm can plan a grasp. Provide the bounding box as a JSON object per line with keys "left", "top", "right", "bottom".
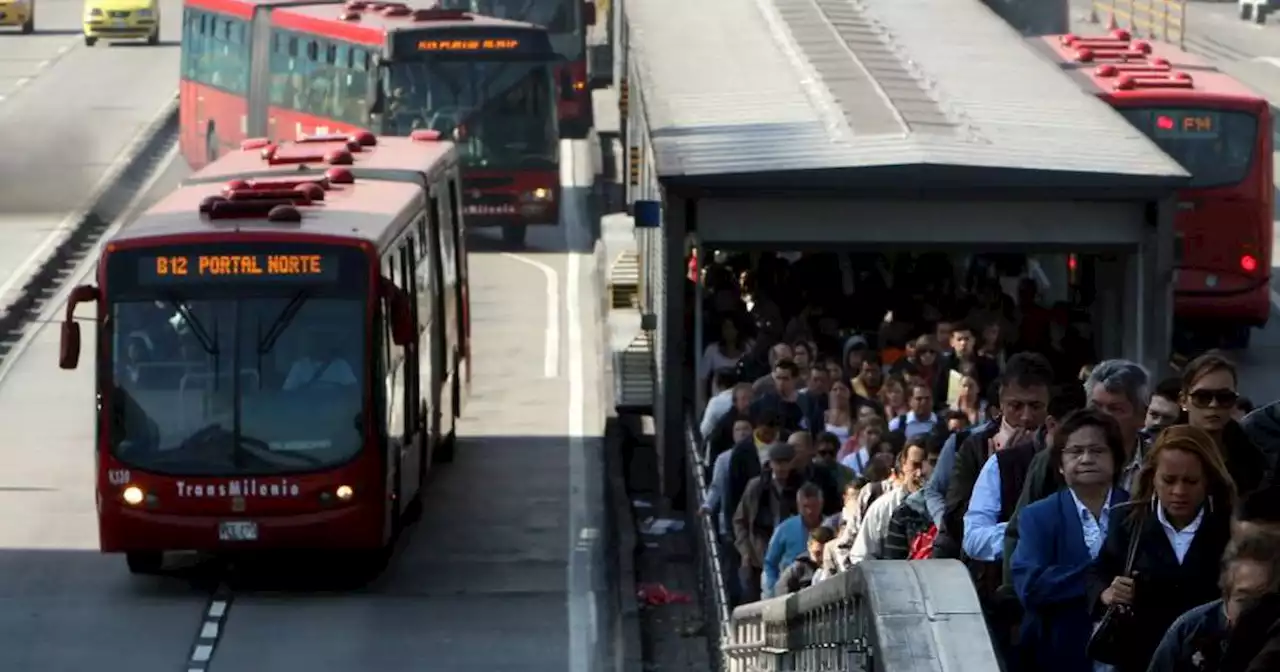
{"left": 908, "top": 524, "right": 939, "bottom": 560}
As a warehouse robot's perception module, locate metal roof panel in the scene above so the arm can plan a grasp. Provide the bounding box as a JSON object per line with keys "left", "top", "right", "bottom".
{"left": 625, "top": 0, "right": 1189, "bottom": 189}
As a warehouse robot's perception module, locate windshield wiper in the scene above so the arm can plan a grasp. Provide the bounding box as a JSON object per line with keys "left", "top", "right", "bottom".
{"left": 258, "top": 289, "right": 310, "bottom": 355}
{"left": 179, "top": 424, "right": 323, "bottom": 469}
{"left": 165, "top": 294, "right": 218, "bottom": 355}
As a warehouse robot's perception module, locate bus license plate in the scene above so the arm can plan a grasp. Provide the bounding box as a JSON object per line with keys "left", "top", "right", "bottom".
{"left": 112, "top": 19, "right": 127, "bottom": 27}
{"left": 219, "top": 521, "right": 258, "bottom": 542}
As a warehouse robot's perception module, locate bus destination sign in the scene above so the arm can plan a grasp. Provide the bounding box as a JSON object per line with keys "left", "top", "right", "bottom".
{"left": 138, "top": 252, "right": 340, "bottom": 284}
{"left": 1153, "top": 110, "right": 1219, "bottom": 138}
{"left": 417, "top": 38, "right": 520, "bottom": 52}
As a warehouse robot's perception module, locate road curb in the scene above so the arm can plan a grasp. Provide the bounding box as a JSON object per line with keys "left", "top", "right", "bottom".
{"left": 0, "top": 93, "right": 179, "bottom": 360}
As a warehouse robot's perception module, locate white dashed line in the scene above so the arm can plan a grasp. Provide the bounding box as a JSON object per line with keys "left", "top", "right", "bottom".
{"left": 186, "top": 594, "right": 233, "bottom": 671}
{"left": 13, "top": 78, "right": 30, "bottom": 89}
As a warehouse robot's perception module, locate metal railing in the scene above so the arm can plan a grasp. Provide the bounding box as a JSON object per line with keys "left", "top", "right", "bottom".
{"left": 1090, "top": 0, "right": 1186, "bottom": 49}
{"left": 685, "top": 417, "right": 733, "bottom": 671}
{"left": 683, "top": 415, "right": 999, "bottom": 672}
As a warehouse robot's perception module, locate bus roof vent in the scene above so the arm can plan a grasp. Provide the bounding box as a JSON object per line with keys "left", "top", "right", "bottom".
{"left": 325, "top": 167, "right": 356, "bottom": 185}
{"left": 410, "top": 129, "right": 442, "bottom": 142}
{"left": 199, "top": 196, "right": 307, "bottom": 223}
{"left": 262, "top": 143, "right": 358, "bottom": 166}
{"left": 351, "top": 130, "right": 378, "bottom": 147}
{"left": 411, "top": 8, "right": 470, "bottom": 21}
{"left": 1114, "top": 72, "right": 1194, "bottom": 91}
{"left": 1093, "top": 59, "right": 1172, "bottom": 78}
{"left": 240, "top": 138, "right": 271, "bottom": 151}
{"left": 344, "top": 0, "right": 368, "bottom": 9}
{"left": 339, "top": 11, "right": 361, "bottom": 21}
{"left": 297, "top": 133, "right": 364, "bottom": 152}
{"left": 226, "top": 177, "right": 332, "bottom": 193}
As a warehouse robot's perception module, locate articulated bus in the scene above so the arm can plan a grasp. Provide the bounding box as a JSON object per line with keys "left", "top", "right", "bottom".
{"left": 439, "top": 0, "right": 597, "bottom": 137}
{"left": 180, "top": 0, "right": 561, "bottom": 246}
{"left": 1043, "top": 30, "right": 1273, "bottom": 348}
{"left": 59, "top": 132, "right": 471, "bottom": 573}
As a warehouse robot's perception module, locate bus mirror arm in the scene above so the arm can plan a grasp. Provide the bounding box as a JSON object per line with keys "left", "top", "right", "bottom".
{"left": 59, "top": 284, "right": 98, "bottom": 370}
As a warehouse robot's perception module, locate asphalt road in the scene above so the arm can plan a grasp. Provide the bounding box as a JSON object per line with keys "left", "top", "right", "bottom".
{"left": 0, "top": 27, "right": 612, "bottom": 666}
{"left": 0, "top": 0, "right": 181, "bottom": 308}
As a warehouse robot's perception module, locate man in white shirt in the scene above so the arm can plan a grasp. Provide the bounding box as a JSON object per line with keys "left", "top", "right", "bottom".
{"left": 847, "top": 438, "right": 933, "bottom": 564}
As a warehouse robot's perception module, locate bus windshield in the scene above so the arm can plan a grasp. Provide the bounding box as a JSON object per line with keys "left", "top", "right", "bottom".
{"left": 468, "top": 0, "right": 575, "bottom": 33}
{"left": 386, "top": 59, "right": 558, "bottom": 170}
{"left": 104, "top": 245, "right": 369, "bottom": 477}
{"left": 1117, "top": 107, "right": 1260, "bottom": 189}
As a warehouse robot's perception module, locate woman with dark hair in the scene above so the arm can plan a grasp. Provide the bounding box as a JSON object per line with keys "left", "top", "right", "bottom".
{"left": 1178, "top": 351, "right": 1268, "bottom": 497}
{"left": 1087, "top": 425, "right": 1237, "bottom": 672}
{"left": 1011, "top": 409, "right": 1131, "bottom": 672}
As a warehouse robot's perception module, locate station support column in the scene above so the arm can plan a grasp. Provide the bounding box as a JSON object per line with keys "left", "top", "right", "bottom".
{"left": 658, "top": 194, "right": 688, "bottom": 508}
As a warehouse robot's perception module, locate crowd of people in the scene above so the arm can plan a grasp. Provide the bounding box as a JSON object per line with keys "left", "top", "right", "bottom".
{"left": 693, "top": 251, "right": 1280, "bottom": 672}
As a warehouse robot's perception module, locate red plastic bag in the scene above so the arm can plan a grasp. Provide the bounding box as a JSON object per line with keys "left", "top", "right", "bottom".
{"left": 908, "top": 525, "right": 939, "bottom": 560}
{"left": 637, "top": 582, "right": 692, "bottom": 606}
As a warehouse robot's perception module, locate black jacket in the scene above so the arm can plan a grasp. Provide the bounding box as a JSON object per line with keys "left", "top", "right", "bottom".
{"left": 1086, "top": 502, "right": 1232, "bottom": 672}
{"left": 1219, "top": 420, "right": 1270, "bottom": 497}
{"left": 1241, "top": 401, "right": 1280, "bottom": 474}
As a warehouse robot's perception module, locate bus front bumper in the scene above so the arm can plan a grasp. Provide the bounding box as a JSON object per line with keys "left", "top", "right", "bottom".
{"left": 99, "top": 501, "right": 385, "bottom": 553}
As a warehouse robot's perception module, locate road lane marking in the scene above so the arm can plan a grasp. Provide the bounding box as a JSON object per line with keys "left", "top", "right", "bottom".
{"left": 186, "top": 592, "right": 233, "bottom": 671}
{"left": 499, "top": 252, "right": 561, "bottom": 378}
{"left": 565, "top": 140, "right": 593, "bottom": 672}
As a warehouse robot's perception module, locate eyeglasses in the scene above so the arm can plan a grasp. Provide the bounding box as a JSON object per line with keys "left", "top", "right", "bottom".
{"left": 1062, "top": 445, "right": 1110, "bottom": 459}
{"left": 1188, "top": 388, "right": 1238, "bottom": 408}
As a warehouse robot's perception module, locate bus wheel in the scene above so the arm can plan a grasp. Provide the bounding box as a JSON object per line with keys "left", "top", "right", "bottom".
{"left": 501, "top": 225, "right": 527, "bottom": 247}
{"left": 146, "top": 28, "right": 159, "bottom": 45}
{"left": 21, "top": 12, "right": 33, "bottom": 34}
{"left": 1257, "top": 7, "right": 1269, "bottom": 24}
{"left": 1224, "top": 326, "right": 1253, "bottom": 350}
{"left": 434, "top": 429, "right": 456, "bottom": 464}
{"left": 125, "top": 551, "right": 164, "bottom": 575}
{"left": 1242, "top": 3, "right": 1254, "bottom": 20}
{"left": 84, "top": 35, "right": 97, "bottom": 46}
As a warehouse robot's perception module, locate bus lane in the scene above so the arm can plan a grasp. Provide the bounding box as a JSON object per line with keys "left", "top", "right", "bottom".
{"left": 0, "top": 154, "right": 221, "bottom": 671}
{"left": 0, "top": 0, "right": 182, "bottom": 310}
{"left": 206, "top": 139, "right": 610, "bottom": 671}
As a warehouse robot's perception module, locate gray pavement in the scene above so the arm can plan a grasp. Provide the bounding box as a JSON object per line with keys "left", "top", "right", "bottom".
{"left": 0, "top": 0, "right": 181, "bottom": 313}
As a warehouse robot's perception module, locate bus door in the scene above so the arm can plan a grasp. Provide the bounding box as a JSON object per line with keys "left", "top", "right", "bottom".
{"left": 398, "top": 239, "right": 424, "bottom": 496}
{"left": 246, "top": 6, "right": 275, "bottom": 138}
{"left": 426, "top": 196, "right": 453, "bottom": 425}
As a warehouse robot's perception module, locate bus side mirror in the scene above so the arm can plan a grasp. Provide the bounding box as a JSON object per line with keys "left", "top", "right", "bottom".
{"left": 583, "top": 1, "right": 596, "bottom": 26}
{"left": 59, "top": 284, "right": 98, "bottom": 370}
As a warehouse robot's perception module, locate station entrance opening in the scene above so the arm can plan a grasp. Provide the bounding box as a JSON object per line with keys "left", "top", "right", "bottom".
{"left": 652, "top": 194, "right": 1177, "bottom": 482}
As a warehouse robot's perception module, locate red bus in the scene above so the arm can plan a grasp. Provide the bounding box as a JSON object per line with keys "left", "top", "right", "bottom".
{"left": 58, "top": 132, "right": 472, "bottom": 574}
{"left": 439, "top": 0, "right": 597, "bottom": 137}
{"left": 1043, "top": 30, "right": 1274, "bottom": 348}
{"left": 180, "top": 0, "right": 561, "bottom": 247}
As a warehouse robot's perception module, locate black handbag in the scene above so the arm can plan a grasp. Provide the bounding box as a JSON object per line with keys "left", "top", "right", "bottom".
{"left": 1087, "top": 522, "right": 1143, "bottom": 665}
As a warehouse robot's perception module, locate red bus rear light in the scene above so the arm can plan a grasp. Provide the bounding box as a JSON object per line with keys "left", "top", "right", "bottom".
{"left": 1241, "top": 254, "right": 1259, "bottom": 273}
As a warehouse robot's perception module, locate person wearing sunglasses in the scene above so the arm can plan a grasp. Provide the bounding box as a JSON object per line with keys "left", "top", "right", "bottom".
{"left": 1179, "top": 351, "right": 1269, "bottom": 498}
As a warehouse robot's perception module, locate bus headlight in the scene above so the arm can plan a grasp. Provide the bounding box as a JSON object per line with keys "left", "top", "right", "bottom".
{"left": 335, "top": 485, "right": 354, "bottom": 501}
{"left": 122, "top": 486, "right": 145, "bottom": 506}
{"left": 522, "top": 188, "right": 553, "bottom": 202}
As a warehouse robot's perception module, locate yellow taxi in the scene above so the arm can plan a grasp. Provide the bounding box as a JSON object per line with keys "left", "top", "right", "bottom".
{"left": 82, "top": 0, "right": 159, "bottom": 46}
{"left": 0, "top": 0, "right": 35, "bottom": 34}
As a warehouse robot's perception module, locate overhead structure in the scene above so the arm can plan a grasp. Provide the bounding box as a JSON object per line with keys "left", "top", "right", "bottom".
{"left": 614, "top": 0, "right": 1188, "bottom": 534}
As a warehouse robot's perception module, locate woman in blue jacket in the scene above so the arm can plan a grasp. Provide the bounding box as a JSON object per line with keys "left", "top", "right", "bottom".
{"left": 1011, "top": 409, "right": 1131, "bottom": 672}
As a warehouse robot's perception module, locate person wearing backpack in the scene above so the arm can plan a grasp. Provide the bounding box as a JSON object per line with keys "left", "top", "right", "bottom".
{"left": 882, "top": 438, "right": 944, "bottom": 560}
{"left": 847, "top": 435, "right": 936, "bottom": 564}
